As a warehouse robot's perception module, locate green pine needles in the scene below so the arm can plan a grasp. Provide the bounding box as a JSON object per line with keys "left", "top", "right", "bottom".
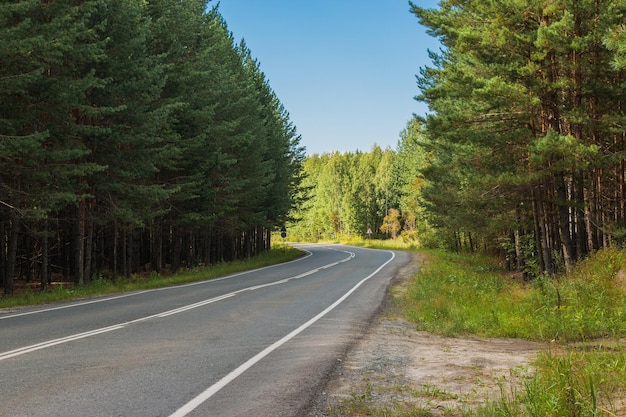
{"left": 0, "top": 0, "right": 305, "bottom": 294}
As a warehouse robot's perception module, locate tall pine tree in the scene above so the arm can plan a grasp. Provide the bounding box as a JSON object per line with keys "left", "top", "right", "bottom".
{"left": 412, "top": 0, "right": 626, "bottom": 274}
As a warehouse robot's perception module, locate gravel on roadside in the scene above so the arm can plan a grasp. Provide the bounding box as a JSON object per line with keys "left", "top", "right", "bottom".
{"left": 303, "top": 253, "right": 543, "bottom": 417}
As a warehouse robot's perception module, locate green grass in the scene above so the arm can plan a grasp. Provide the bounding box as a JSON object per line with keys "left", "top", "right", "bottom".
{"left": 0, "top": 246, "right": 304, "bottom": 310}
{"left": 476, "top": 346, "right": 626, "bottom": 417}
{"left": 330, "top": 246, "right": 626, "bottom": 416}
{"left": 337, "top": 236, "right": 420, "bottom": 251}
{"left": 404, "top": 249, "right": 626, "bottom": 342}
{"left": 402, "top": 248, "right": 626, "bottom": 416}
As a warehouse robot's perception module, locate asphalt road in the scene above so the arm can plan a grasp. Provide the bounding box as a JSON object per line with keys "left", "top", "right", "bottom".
{"left": 0, "top": 244, "right": 411, "bottom": 417}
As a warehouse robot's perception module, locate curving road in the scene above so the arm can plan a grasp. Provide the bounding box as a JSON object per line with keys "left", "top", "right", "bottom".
{"left": 0, "top": 244, "right": 411, "bottom": 417}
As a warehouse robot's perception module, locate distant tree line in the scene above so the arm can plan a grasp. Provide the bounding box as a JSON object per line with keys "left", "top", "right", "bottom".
{"left": 288, "top": 132, "right": 431, "bottom": 245}
{"left": 0, "top": 0, "right": 305, "bottom": 295}
{"left": 290, "top": 147, "right": 399, "bottom": 242}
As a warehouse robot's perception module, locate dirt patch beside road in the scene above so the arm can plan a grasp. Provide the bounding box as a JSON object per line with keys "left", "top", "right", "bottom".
{"left": 306, "top": 253, "right": 545, "bottom": 416}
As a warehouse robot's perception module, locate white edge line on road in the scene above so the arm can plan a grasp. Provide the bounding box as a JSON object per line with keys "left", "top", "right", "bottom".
{"left": 0, "top": 248, "right": 315, "bottom": 321}
{"left": 0, "top": 291, "right": 235, "bottom": 362}
{"left": 0, "top": 248, "right": 350, "bottom": 362}
{"left": 168, "top": 250, "right": 396, "bottom": 417}
{"left": 0, "top": 291, "right": 153, "bottom": 321}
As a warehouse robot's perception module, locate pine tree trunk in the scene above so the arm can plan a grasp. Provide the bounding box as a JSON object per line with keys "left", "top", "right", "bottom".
{"left": 574, "top": 172, "right": 587, "bottom": 259}
{"left": 40, "top": 218, "right": 49, "bottom": 290}
{"left": 0, "top": 218, "right": 5, "bottom": 293}
{"left": 113, "top": 221, "right": 119, "bottom": 277}
{"left": 203, "top": 232, "right": 211, "bottom": 265}
{"left": 615, "top": 134, "right": 626, "bottom": 241}
{"left": 122, "top": 227, "right": 128, "bottom": 277}
{"left": 127, "top": 228, "right": 133, "bottom": 277}
{"left": 535, "top": 184, "right": 554, "bottom": 275}
{"left": 584, "top": 174, "right": 598, "bottom": 252}
{"left": 171, "top": 227, "right": 181, "bottom": 273}
{"left": 243, "top": 229, "right": 250, "bottom": 258}
{"left": 256, "top": 226, "right": 265, "bottom": 255}
{"left": 150, "top": 219, "right": 161, "bottom": 273}
{"left": 187, "top": 230, "right": 194, "bottom": 267}
{"left": 84, "top": 211, "right": 94, "bottom": 284}
{"left": 216, "top": 233, "right": 223, "bottom": 263}
{"left": 555, "top": 175, "right": 574, "bottom": 273}
{"left": 5, "top": 211, "right": 20, "bottom": 296}
{"left": 25, "top": 232, "right": 33, "bottom": 283}
{"left": 513, "top": 229, "right": 523, "bottom": 272}
{"left": 75, "top": 201, "right": 86, "bottom": 285}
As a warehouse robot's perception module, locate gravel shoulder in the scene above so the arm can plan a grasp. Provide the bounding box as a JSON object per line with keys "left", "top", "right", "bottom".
{"left": 306, "top": 253, "right": 545, "bottom": 416}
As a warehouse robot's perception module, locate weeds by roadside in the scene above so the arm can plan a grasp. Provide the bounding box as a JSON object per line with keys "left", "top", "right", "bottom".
{"left": 405, "top": 249, "right": 626, "bottom": 342}
{"left": 327, "top": 244, "right": 626, "bottom": 416}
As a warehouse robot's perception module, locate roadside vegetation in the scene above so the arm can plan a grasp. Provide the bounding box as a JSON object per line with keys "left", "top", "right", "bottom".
{"left": 407, "top": 249, "right": 626, "bottom": 343}
{"left": 0, "top": 245, "right": 303, "bottom": 310}
{"left": 412, "top": 249, "right": 626, "bottom": 416}
{"left": 3, "top": 0, "right": 626, "bottom": 414}
{"left": 332, "top": 242, "right": 626, "bottom": 417}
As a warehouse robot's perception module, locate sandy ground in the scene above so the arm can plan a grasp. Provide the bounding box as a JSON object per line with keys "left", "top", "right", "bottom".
{"left": 306, "top": 253, "right": 545, "bottom": 416}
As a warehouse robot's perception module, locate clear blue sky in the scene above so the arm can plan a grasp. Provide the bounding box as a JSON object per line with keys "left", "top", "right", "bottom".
{"left": 214, "top": 0, "right": 441, "bottom": 155}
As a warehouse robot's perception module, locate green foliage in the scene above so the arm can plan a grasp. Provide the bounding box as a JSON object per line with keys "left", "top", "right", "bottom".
{"left": 475, "top": 348, "right": 626, "bottom": 417}
{"left": 289, "top": 149, "right": 401, "bottom": 242}
{"left": 394, "top": 119, "right": 435, "bottom": 246}
{"left": 380, "top": 208, "right": 402, "bottom": 239}
{"left": 605, "top": 24, "right": 626, "bottom": 69}
{"left": 402, "top": 248, "right": 626, "bottom": 416}
{"left": 405, "top": 250, "right": 535, "bottom": 338}
{"left": 529, "top": 130, "right": 601, "bottom": 172}
{"left": 289, "top": 123, "right": 434, "bottom": 246}
{"left": 411, "top": 0, "right": 626, "bottom": 274}
{"left": 530, "top": 248, "right": 626, "bottom": 342}
{"left": 0, "top": 0, "right": 304, "bottom": 292}
{"left": 0, "top": 0, "right": 109, "bottom": 214}
{"left": 406, "top": 248, "right": 626, "bottom": 342}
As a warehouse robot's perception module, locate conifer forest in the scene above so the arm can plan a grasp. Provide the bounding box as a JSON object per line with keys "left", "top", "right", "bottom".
{"left": 0, "top": 1, "right": 305, "bottom": 294}
{"left": 411, "top": 0, "right": 626, "bottom": 276}
{"left": 2, "top": 0, "right": 626, "bottom": 296}
{"left": 290, "top": 0, "right": 626, "bottom": 278}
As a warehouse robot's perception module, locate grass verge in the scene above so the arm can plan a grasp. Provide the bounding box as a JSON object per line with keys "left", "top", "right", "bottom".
{"left": 0, "top": 246, "right": 304, "bottom": 310}
{"left": 330, "top": 246, "right": 626, "bottom": 416}
{"left": 405, "top": 249, "right": 626, "bottom": 342}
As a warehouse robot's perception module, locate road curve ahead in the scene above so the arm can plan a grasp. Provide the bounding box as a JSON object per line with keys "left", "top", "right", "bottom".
{"left": 0, "top": 244, "right": 411, "bottom": 417}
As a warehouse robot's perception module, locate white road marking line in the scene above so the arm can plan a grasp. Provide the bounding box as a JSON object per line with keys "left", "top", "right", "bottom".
{"left": 0, "top": 249, "right": 353, "bottom": 361}
{"left": 0, "top": 291, "right": 152, "bottom": 320}
{"left": 168, "top": 250, "right": 396, "bottom": 417}
{"left": 0, "top": 248, "right": 314, "bottom": 321}
{"left": 154, "top": 294, "right": 237, "bottom": 318}
{"left": 0, "top": 325, "right": 125, "bottom": 361}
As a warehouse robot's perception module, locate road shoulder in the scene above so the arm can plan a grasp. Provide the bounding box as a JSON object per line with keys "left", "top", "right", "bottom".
{"left": 305, "top": 252, "right": 544, "bottom": 416}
